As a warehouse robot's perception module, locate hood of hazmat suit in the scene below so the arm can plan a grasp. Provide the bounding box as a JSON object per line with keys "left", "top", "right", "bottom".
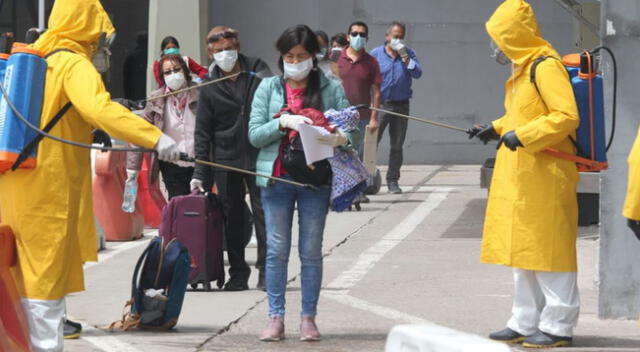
{"left": 623, "top": 128, "right": 640, "bottom": 220}
{"left": 0, "top": 0, "right": 163, "bottom": 300}
{"left": 480, "top": 0, "right": 580, "bottom": 272}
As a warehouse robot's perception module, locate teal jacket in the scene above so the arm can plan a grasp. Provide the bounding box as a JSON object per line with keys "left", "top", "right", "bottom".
{"left": 249, "top": 72, "right": 361, "bottom": 187}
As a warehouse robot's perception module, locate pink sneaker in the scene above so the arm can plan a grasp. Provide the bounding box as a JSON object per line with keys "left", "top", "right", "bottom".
{"left": 259, "top": 316, "right": 285, "bottom": 341}
{"left": 300, "top": 316, "right": 321, "bottom": 341}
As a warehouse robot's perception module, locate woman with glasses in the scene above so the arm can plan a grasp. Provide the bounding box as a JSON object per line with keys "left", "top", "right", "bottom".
{"left": 152, "top": 35, "right": 207, "bottom": 87}
{"left": 249, "top": 24, "right": 360, "bottom": 342}
{"left": 126, "top": 54, "right": 199, "bottom": 199}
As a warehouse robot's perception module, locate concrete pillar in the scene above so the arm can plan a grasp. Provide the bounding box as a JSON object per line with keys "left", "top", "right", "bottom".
{"left": 147, "top": 0, "right": 210, "bottom": 94}
{"left": 599, "top": 0, "right": 640, "bottom": 319}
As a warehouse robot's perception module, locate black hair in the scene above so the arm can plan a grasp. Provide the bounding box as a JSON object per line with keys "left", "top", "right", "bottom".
{"left": 158, "top": 54, "right": 192, "bottom": 87}
{"left": 387, "top": 21, "right": 406, "bottom": 35}
{"left": 160, "top": 36, "right": 180, "bottom": 52}
{"left": 348, "top": 21, "right": 369, "bottom": 35}
{"left": 276, "top": 24, "right": 323, "bottom": 111}
{"left": 330, "top": 33, "right": 349, "bottom": 47}
{"left": 315, "top": 30, "right": 329, "bottom": 48}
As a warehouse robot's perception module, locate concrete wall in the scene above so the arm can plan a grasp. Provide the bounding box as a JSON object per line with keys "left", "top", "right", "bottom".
{"left": 147, "top": 0, "right": 209, "bottom": 94}
{"left": 599, "top": 0, "right": 640, "bottom": 319}
{"left": 207, "top": 0, "right": 577, "bottom": 165}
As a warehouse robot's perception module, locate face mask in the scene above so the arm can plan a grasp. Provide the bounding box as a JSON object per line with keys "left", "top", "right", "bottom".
{"left": 92, "top": 48, "right": 111, "bottom": 73}
{"left": 316, "top": 47, "right": 327, "bottom": 61}
{"left": 283, "top": 57, "right": 314, "bottom": 81}
{"left": 165, "top": 72, "right": 186, "bottom": 90}
{"left": 329, "top": 47, "right": 342, "bottom": 62}
{"left": 164, "top": 47, "right": 180, "bottom": 55}
{"left": 92, "top": 32, "right": 114, "bottom": 73}
{"left": 389, "top": 38, "right": 404, "bottom": 47}
{"left": 213, "top": 49, "right": 238, "bottom": 72}
{"left": 350, "top": 35, "right": 366, "bottom": 51}
{"left": 490, "top": 41, "right": 509, "bottom": 66}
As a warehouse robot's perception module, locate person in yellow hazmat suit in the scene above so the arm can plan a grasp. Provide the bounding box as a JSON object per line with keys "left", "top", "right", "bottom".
{"left": 0, "top": 0, "right": 182, "bottom": 350}
{"left": 467, "top": 0, "right": 580, "bottom": 348}
{"left": 623, "top": 129, "right": 640, "bottom": 241}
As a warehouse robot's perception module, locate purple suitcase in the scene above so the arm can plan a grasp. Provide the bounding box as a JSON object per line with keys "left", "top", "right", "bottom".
{"left": 159, "top": 191, "right": 225, "bottom": 291}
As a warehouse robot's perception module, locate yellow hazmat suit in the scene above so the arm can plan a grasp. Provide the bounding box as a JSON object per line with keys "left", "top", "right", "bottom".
{"left": 623, "top": 128, "right": 640, "bottom": 220}
{"left": 481, "top": 0, "right": 580, "bottom": 272}
{"left": 0, "top": 0, "right": 163, "bottom": 300}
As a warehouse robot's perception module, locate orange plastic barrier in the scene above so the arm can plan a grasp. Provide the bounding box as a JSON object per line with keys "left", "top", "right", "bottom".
{"left": 0, "top": 225, "right": 32, "bottom": 352}
{"left": 92, "top": 150, "right": 144, "bottom": 241}
{"left": 137, "top": 155, "right": 166, "bottom": 228}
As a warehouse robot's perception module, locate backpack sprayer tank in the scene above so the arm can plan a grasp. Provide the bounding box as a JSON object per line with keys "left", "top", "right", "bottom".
{"left": 0, "top": 46, "right": 47, "bottom": 172}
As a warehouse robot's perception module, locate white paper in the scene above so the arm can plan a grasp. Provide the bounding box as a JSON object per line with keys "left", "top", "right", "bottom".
{"left": 297, "top": 124, "right": 334, "bottom": 165}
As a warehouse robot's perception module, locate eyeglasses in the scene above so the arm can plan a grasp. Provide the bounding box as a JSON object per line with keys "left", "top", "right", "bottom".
{"left": 207, "top": 30, "right": 238, "bottom": 44}
{"left": 163, "top": 68, "right": 182, "bottom": 76}
{"left": 350, "top": 31, "right": 368, "bottom": 38}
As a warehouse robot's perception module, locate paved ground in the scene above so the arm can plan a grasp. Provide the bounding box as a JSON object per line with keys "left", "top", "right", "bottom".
{"left": 65, "top": 165, "right": 640, "bottom": 352}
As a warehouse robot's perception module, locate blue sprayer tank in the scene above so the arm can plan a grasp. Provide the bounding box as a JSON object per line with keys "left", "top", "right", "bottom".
{"left": 0, "top": 47, "right": 47, "bottom": 172}
{"left": 566, "top": 53, "right": 607, "bottom": 164}
{"left": 562, "top": 53, "right": 607, "bottom": 165}
{"left": 0, "top": 53, "right": 8, "bottom": 83}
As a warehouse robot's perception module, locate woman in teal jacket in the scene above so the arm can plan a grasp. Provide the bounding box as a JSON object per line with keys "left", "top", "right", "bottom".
{"left": 249, "top": 25, "right": 359, "bottom": 342}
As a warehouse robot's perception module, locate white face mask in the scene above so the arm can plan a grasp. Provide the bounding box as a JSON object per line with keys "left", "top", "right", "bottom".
{"left": 165, "top": 72, "right": 186, "bottom": 91}
{"left": 389, "top": 38, "right": 404, "bottom": 47}
{"left": 213, "top": 49, "right": 238, "bottom": 73}
{"left": 283, "top": 57, "right": 314, "bottom": 81}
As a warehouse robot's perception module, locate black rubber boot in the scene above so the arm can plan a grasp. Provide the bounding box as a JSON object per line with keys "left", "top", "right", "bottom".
{"left": 489, "top": 327, "right": 526, "bottom": 344}
{"left": 63, "top": 319, "right": 82, "bottom": 340}
{"left": 522, "top": 330, "right": 572, "bottom": 348}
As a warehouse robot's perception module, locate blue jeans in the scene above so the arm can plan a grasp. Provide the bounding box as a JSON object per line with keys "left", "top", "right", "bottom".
{"left": 261, "top": 176, "right": 331, "bottom": 317}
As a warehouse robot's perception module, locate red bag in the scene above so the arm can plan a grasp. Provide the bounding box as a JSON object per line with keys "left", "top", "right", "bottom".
{"left": 0, "top": 225, "right": 31, "bottom": 352}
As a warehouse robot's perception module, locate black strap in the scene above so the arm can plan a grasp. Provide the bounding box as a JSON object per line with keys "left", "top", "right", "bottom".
{"left": 11, "top": 48, "right": 75, "bottom": 171}
{"left": 529, "top": 56, "right": 584, "bottom": 157}
{"left": 11, "top": 102, "right": 72, "bottom": 170}
{"left": 45, "top": 48, "right": 74, "bottom": 59}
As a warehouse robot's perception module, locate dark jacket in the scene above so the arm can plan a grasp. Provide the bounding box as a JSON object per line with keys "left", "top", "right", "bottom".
{"left": 193, "top": 54, "right": 270, "bottom": 184}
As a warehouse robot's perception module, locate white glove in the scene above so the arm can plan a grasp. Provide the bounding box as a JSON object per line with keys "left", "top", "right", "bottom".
{"left": 126, "top": 169, "right": 139, "bottom": 182}
{"left": 190, "top": 178, "right": 204, "bottom": 192}
{"left": 279, "top": 114, "right": 312, "bottom": 131}
{"left": 155, "top": 134, "right": 181, "bottom": 162}
{"left": 316, "top": 131, "right": 348, "bottom": 147}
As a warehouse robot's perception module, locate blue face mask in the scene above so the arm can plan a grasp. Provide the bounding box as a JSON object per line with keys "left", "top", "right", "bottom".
{"left": 164, "top": 47, "right": 180, "bottom": 55}
{"left": 350, "top": 35, "right": 366, "bottom": 51}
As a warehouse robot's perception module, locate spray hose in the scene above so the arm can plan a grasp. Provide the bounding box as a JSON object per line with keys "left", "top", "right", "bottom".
{"left": 592, "top": 46, "right": 617, "bottom": 152}
{"left": 0, "top": 72, "right": 317, "bottom": 189}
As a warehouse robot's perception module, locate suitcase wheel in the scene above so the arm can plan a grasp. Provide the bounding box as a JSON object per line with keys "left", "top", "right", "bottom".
{"left": 204, "top": 281, "right": 212, "bottom": 291}
{"left": 217, "top": 278, "right": 224, "bottom": 289}
{"left": 190, "top": 283, "right": 198, "bottom": 290}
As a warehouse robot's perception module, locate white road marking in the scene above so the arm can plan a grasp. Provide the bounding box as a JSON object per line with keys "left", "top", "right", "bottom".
{"left": 80, "top": 325, "right": 144, "bottom": 352}
{"left": 322, "top": 291, "right": 429, "bottom": 324}
{"left": 326, "top": 187, "right": 452, "bottom": 291}
{"left": 84, "top": 236, "right": 152, "bottom": 270}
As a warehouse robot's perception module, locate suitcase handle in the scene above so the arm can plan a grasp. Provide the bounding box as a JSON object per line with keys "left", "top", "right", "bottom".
{"left": 183, "top": 212, "right": 200, "bottom": 217}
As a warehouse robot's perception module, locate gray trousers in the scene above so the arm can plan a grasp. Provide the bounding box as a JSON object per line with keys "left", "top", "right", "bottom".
{"left": 377, "top": 101, "right": 410, "bottom": 183}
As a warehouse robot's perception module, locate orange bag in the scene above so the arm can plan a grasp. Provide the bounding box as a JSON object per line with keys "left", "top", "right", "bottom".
{"left": 0, "top": 225, "right": 31, "bottom": 352}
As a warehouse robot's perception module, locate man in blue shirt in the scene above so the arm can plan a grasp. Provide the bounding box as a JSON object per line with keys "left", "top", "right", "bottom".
{"left": 371, "top": 22, "right": 422, "bottom": 194}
